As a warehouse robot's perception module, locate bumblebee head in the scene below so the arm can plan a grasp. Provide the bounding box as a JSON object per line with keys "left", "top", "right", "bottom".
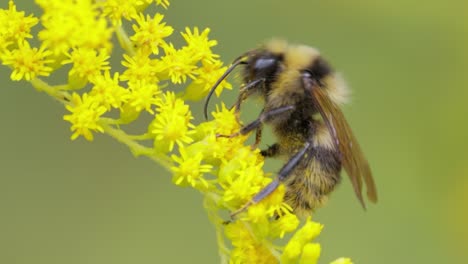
{"left": 243, "top": 50, "right": 283, "bottom": 87}
{"left": 203, "top": 41, "right": 286, "bottom": 119}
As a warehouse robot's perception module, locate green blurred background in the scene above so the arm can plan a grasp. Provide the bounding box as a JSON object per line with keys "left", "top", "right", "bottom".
{"left": 1, "top": 1, "right": 467, "bottom": 263}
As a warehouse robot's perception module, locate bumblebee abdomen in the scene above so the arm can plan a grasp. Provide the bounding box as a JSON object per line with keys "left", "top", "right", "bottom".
{"left": 279, "top": 121, "right": 342, "bottom": 217}
{"left": 283, "top": 153, "right": 341, "bottom": 217}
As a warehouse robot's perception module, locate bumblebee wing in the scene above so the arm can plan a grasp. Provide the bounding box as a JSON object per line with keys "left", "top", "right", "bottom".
{"left": 309, "top": 83, "right": 378, "bottom": 208}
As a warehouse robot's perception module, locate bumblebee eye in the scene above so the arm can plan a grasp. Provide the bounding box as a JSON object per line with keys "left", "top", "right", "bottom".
{"left": 249, "top": 54, "right": 282, "bottom": 80}
{"left": 254, "top": 57, "right": 277, "bottom": 72}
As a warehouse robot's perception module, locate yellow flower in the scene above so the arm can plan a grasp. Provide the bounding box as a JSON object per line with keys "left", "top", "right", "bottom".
{"left": 181, "top": 27, "right": 219, "bottom": 64}
{"left": 149, "top": 92, "right": 195, "bottom": 152}
{"left": 37, "top": 0, "right": 113, "bottom": 56}
{"left": 98, "top": 0, "right": 149, "bottom": 25}
{"left": 63, "top": 93, "right": 107, "bottom": 141}
{"left": 125, "top": 80, "right": 160, "bottom": 115}
{"left": 225, "top": 221, "right": 277, "bottom": 264}
{"left": 171, "top": 148, "right": 212, "bottom": 190}
{"left": 221, "top": 158, "right": 266, "bottom": 208}
{"left": 281, "top": 217, "right": 323, "bottom": 263}
{"left": 211, "top": 103, "right": 241, "bottom": 135}
{"left": 89, "top": 71, "right": 129, "bottom": 110}
{"left": 121, "top": 51, "right": 165, "bottom": 84}
{"left": 270, "top": 211, "right": 300, "bottom": 238}
{"left": 63, "top": 48, "right": 110, "bottom": 88}
{"left": 0, "top": 0, "right": 38, "bottom": 47}
{"left": 161, "top": 43, "right": 197, "bottom": 84}
{"left": 299, "top": 243, "right": 321, "bottom": 264}
{"left": 1, "top": 40, "right": 53, "bottom": 81}
{"left": 131, "top": 13, "right": 173, "bottom": 55}
{"left": 245, "top": 202, "right": 269, "bottom": 224}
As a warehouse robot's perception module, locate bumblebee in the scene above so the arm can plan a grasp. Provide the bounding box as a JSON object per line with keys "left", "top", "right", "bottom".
{"left": 204, "top": 40, "right": 377, "bottom": 217}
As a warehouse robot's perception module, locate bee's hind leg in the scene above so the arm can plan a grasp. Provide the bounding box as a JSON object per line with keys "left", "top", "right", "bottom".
{"left": 230, "top": 141, "right": 313, "bottom": 219}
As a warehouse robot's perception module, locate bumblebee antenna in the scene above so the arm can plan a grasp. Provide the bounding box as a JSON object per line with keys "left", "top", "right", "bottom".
{"left": 203, "top": 53, "right": 252, "bottom": 120}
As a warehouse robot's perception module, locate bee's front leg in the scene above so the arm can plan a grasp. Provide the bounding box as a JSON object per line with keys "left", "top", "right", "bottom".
{"left": 230, "top": 78, "right": 266, "bottom": 122}
{"left": 252, "top": 124, "right": 263, "bottom": 150}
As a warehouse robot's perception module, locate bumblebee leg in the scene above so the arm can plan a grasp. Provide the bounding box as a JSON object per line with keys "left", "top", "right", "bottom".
{"left": 230, "top": 92, "right": 247, "bottom": 123}
{"left": 251, "top": 124, "right": 263, "bottom": 150}
{"left": 218, "top": 105, "right": 295, "bottom": 139}
{"left": 230, "top": 78, "right": 265, "bottom": 116}
{"left": 276, "top": 141, "right": 312, "bottom": 182}
{"left": 231, "top": 141, "right": 312, "bottom": 218}
{"left": 261, "top": 143, "right": 280, "bottom": 157}
{"left": 251, "top": 109, "right": 265, "bottom": 149}
{"left": 243, "top": 105, "right": 295, "bottom": 135}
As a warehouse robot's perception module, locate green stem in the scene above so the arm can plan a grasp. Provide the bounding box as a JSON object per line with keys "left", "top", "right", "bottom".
{"left": 100, "top": 121, "right": 172, "bottom": 171}
{"left": 127, "top": 133, "right": 154, "bottom": 141}
{"left": 30, "top": 78, "right": 71, "bottom": 103}
{"left": 116, "top": 25, "right": 135, "bottom": 56}
{"left": 204, "top": 193, "right": 230, "bottom": 264}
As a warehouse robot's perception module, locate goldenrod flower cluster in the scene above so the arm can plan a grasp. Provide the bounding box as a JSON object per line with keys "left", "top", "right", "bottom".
{"left": 0, "top": 1, "right": 354, "bottom": 263}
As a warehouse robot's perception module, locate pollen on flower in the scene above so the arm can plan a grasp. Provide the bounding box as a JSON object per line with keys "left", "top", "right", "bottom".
{"left": 37, "top": 0, "right": 113, "bottom": 56}
{"left": 124, "top": 81, "right": 160, "bottom": 116}
{"left": 181, "top": 27, "right": 219, "bottom": 64}
{"left": 0, "top": 0, "right": 38, "bottom": 46}
{"left": 121, "top": 52, "right": 165, "bottom": 84}
{"left": 89, "top": 71, "right": 129, "bottom": 110}
{"left": 63, "top": 48, "right": 110, "bottom": 85}
{"left": 98, "top": 0, "right": 147, "bottom": 25}
{"left": 171, "top": 148, "right": 212, "bottom": 189}
{"left": 149, "top": 92, "right": 195, "bottom": 152}
{"left": 63, "top": 93, "right": 107, "bottom": 141}
{"left": 212, "top": 103, "right": 241, "bottom": 135}
{"left": 221, "top": 160, "right": 266, "bottom": 209}
{"left": 131, "top": 13, "right": 173, "bottom": 55}
{"left": 225, "top": 221, "right": 277, "bottom": 264}
{"left": 1, "top": 40, "right": 53, "bottom": 81}
{"left": 161, "top": 43, "right": 197, "bottom": 84}
{"left": 215, "top": 140, "right": 263, "bottom": 184}
{"left": 259, "top": 184, "right": 294, "bottom": 219}
{"left": 37, "top": 11, "right": 77, "bottom": 56}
